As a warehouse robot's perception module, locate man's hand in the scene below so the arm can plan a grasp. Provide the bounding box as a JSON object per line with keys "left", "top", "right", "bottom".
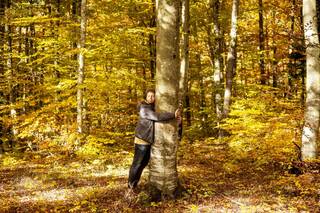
{"left": 175, "top": 106, "right": 182, "bottom": 123}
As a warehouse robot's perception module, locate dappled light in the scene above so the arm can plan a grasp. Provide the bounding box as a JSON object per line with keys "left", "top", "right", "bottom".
{"left": 1, "top": 84, "right": 320, "bottom": 211}
{"left": 1, "top": 0, "right": 320, "bottom": 211}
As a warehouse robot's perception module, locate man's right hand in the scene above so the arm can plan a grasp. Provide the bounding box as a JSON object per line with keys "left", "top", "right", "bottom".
{"left": 175, "top": 108, "right": 182, "bottom": 119}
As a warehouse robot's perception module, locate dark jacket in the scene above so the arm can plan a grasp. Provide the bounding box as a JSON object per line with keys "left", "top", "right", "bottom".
{"left": 135, "top": 101, "right": 175, "bottom": 144}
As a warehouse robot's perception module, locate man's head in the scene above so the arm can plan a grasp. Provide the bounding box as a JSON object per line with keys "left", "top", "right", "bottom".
{"left": 145, "top": 89, "right": 155, "bottom": 104}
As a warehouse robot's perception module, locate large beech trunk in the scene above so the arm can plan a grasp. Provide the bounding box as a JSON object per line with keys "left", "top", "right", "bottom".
{"left": 149, "top": 0, "right": 180, "bottom": 199}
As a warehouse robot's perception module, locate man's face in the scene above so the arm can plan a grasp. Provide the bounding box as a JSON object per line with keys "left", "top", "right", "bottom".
{"left": 146, "top": 92, "right": 155, "bottom": 104}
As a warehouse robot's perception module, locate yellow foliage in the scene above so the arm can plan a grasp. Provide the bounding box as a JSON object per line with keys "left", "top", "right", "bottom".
{"left": 222, "top": 85, "right": 303, "bottom": 164}
{"left": 1, "top": 154, "right": 25, "bottom": 167}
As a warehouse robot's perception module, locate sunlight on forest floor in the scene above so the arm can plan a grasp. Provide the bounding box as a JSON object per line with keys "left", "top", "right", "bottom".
{"left": 1, "top": 86, "right": 320, "bottom": 212}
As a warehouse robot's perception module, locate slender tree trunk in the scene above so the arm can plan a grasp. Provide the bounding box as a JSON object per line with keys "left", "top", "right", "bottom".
{"left": 194, "top": 22, "right": 207, "bottom": 125}
{"left": 272, "top": 46, "right": 278, "bottom": 87}
{"left": 0, "top": 3, "right": 4, "bottom": 154}
{"left": 77, "top": 0, "right": 87, "bottom": 134}
{"left": 208, "top": 0, "right": 224, "bottom": 121}
{"left": 185, "top": 85, "right": 191, "bottom": 126}
{"left": 0, "top": 0, "right": 4, "bottom": 75}
{"left": 6, "top": 0, "right": 13, "bottom": 107}
{"left": 72, "top": 0, "right": 79, "bottom": 62}
{"left": 179, "top": 0, "right": 190, "bottom": 135}
{"left": 150, "top": 0, "right": 180, "bottom": 199}
{"left": 301, "top": 0, "right": 320, "bottom": 160}
{"left": 317, "top": 0, "right": 320, "bottom": 42}
{"left": 271, "top": 10, "right": 278, "bottom": 88}
{"left": 223, "top": 0, "right": 239, "bottom": 117}
{"left": 24, "top": 26, "right": 31, "bottom": 113}
{"left": 149, "top": 2, "right": 156, "bottom": 80}
{"left": 287, "top": 0, "right": 296, "bottom": 99}
{"left": 5, "top": 0, "right": 16, "bottom": 143}
{"left": 265, "top": 18, "right": 270, "bottom": 85}
{"left": 179, "top": 0, "right": 190, "bottom": 101}
{"left": 142, "top": 64, "right": 147, "bottom": 92}
{"left": 49, "top": 0, "right": 61, "bottom": 102}
{"left": 301, "top": 71, "right": 305, "bottom": 104}
{"left": 300, "top": 3, "right": 307, "bottom": 105}
{"left": 17, "top": 26, "right": 26, "bottom": 113}
{"left": 199, "top": 74, "right": 207, "bottom": 125}
{"left": 258, "top": 0, "right": 266, "bottom": 85}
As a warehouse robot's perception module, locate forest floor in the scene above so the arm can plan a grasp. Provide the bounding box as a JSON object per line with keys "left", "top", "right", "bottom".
{"left": 1, "top": 85, "right": 320, "bottom": 212}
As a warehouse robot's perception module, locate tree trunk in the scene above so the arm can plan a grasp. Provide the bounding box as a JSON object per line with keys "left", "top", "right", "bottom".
{"left": 258, "top": 0, "right": 266, "bottom": 85}
{"left": 185, "top": 86, "right": 191, "bottom": 126}
{"left": 301, "top": 71, "right": 305, "bottom": 105}
{"left": 0, "top": 0, "right": 4, "bottom": 75}
{"left": 179, "top": 0, "right": 190, "bottom": 101}
{"left": 265, "top": 17, "right": 270, "bottom": 85}
{"left": 149, "top": 0, "right": 180, "bottom": 199}
{"left": 223, "top": 0, "right": 239, "bottom": 117}
{"left": 49, "top": 0, "right": 61, "bottom": 102}
{"left": 178, "top": 0, "right": 190, "bottom": 135}
{"left": 317, "top": 0, "right": 320, "bottom": 42}
{"left": 301, "top": 0, "right": 320, "bottom": 160}
{"left": 208, "top": 0, "right": 224, "bottom": 121}
{"left": 272, "top": 46, "right": 278, "bottom": 87}
{"left": 6, "top": 1, "right": 13, "bottom": 107}
{"left": 287, "top": 0, "right": 296, "bottom": 99}
{"left": 72, "top": 0, "right": 79, "bottom": 62}
{"left": 271, "top": 10, "right": 278, "bottom": 88}
{"left": 77, "top": 0, "right": 87, "bottom": 134}
{"left": 5, "top": 0, "right": 17, "bottom": 145}
{"left": 149, "top": 2, "right": 156, "bottom": 80}
{"left": 0, "top": 3, "right": 4, "bottom": 154}
{"left": 194, "top": 22, "right": 207, "bottom": 125}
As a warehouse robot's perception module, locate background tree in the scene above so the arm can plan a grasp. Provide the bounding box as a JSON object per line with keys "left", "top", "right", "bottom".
{"left": 76, "top": 0, "right": 87, "bottom": 135}
{"left": 179, "top": 0, "right": 190, "bottom": 104}
{"left": 208, "top": 0, "right": 224, "bottom": 122}
{"left": 179, "top": 0, "right": 191, "bottom": 128}
{"left": 301, "top": 0, "right": 320, "bottom": 160}
{"left": 258, "top": 0, "right": 266, "bottom": 85}
{"left": 223, "top": 0, "right": 239, "bottom": 117}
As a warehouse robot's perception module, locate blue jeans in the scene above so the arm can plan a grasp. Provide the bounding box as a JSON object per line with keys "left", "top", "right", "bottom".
{"left": 128, "top": 144, "right": 151, "bottom": 188}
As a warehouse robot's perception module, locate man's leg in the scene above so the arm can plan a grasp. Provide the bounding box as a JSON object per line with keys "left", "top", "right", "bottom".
{"left": 128, "top": 144, "right": 151, "bottom": 188}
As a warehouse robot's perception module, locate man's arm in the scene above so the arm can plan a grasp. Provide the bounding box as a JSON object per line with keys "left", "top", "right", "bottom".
{"left": 140, "top": 106, "right": 175, "bottom": 121}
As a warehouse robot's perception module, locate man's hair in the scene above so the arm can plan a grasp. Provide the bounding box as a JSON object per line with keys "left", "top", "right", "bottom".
{"left": 145, "top": 88, "right": 155, "bottom": 98}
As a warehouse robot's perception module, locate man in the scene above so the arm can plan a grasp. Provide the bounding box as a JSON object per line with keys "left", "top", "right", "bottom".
{"left": 128, "top": 89, "right": 181, "bottom": 189}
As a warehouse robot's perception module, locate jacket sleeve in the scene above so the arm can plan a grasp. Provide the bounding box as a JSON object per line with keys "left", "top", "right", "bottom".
{"left": 140, "top": 107, "right": 175, "bottom": 121}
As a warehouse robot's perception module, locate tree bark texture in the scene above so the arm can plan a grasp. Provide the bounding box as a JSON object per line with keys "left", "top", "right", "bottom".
{"left": 258, "top": 0, "right": 266, "bottom": 85}
{"left": 194, "top": 22, "right": 207, "bottom": 125}
{"left": 150, "top": 0, "right": 180, "bottom": 198}
{"left": 0, "top": 0, "right": 5, "bottom": 74}
{"left": 77, "top": 0, "right": 86, "bottom": 134}
{"left": 301, "top": 0, "right": 320, "bottom": 160}
{"left": 223, "top": 0, "right": 239, "bottom": 117}
{"left": 149, "top": 2, "right": 156, "bottom": 80}
{"left": 179, "top": 0, "right": 190, "bottom": 101}
{"left": 316, "top": 0, "right": 320, "bottom": 42}
{"left": 209, "top": 0, "right": 224, "bottom": 120}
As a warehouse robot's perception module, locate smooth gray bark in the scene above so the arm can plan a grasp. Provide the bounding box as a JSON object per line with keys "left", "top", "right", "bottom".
{"left": 301, "top": 0, "right": 320, "bottom": 160}
{"left": 223, "top": 0, "right": 239, "bottom": 117}
{"left": 150, "top": 0, "right": 180, "bottom": 198}
{"left": 179, "top": 0, "right": 190, "bottom": 101}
